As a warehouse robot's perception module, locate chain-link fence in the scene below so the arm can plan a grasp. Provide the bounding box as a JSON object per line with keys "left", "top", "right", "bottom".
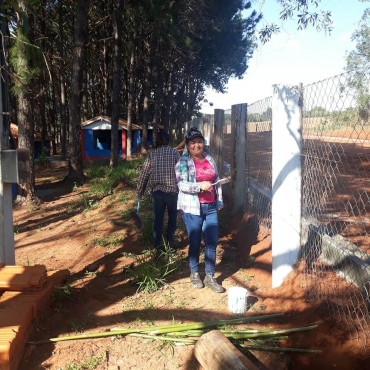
{"left": 245, "top": 97, "right": 272, "bottom": 236}
{"left": 234, "top": 72, "right": 370, "bottom": 347}
{"left": 187, "top": 73, "right": 370, "bottom": 347}
{"left": 301, "top": 72, "right": 370, "bottom": 347}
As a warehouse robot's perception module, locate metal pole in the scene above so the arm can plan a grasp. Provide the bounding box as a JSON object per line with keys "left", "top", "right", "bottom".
{"left": 0, "top": 1, "right": 16, "bottom": 264}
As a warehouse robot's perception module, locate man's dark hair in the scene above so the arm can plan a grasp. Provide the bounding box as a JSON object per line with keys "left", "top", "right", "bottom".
{"left": 155, "top": 129, "right": 169, "bottom": 147}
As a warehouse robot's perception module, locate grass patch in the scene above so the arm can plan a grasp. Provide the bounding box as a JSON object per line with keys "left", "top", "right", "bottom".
{"left": 127, "top": 243, "right": 182, "bottom": 293}
{"left": 52, "top": 282, "right": 74, "bottom": 301}
{"left": 91, "top": 232, "right": 125, "bottom": 248}
{"left": 61, "top": 355, "right": 104, "bottom": 370}
{"left": 138, "top": 213, "right": 154, "bottom": 245}
{"left": 86, "top": 158, "right": 145, "bottom": 196}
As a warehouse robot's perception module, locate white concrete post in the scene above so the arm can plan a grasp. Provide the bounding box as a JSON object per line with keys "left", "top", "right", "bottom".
{"left": 272, "top": 84, "right": 302, "bottom": 288}
{"left": 231, "top": 104, "right": 247, "bottom": 215}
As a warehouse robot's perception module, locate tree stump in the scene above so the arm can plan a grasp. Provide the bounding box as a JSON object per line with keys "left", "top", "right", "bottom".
{"left": 194, "top": 330, "right": 260, "bottom": 370}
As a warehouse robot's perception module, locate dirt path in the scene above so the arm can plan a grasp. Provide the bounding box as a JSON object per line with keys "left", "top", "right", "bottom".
{"left": 11, "top": 166, "right": 370, "bottom": 370}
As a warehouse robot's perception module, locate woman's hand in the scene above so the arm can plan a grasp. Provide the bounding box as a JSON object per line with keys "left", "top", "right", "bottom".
{"left": 200, "top": 181, "right": 212, "bottom": 191}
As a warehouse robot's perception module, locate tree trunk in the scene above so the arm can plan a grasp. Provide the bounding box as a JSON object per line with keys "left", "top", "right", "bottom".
{"left": 40, "top": 0, "right": 47, "bottom": 150}
{"left": 152, "top": 69, "right": 163, "bottom": 145}
{"left": 164, "top": 61, "right": 174, "bottom": 140}
{"left": 59, "top": 0, "right": 67, "bottom": 160}
{"left": 15, "top": 0, "right": 40, "bottom": 205}
{"left": 17, "top": 93, "right": 39, "bottom": 204}
{"left": 126, "top": 23, "right": 137, "bottom": 160}
{"left": 82, "top": 62, "right": 89, "bottom": 122}
{"left": 103, "top": 40, "right": 109, "bottom": 115}
{"left": 110, "top": 0, "right": 124, "bottom": 167}
{"left": 141, "top": 32, "right": 156, "bottom": 154}
{"left": 50, "top": 85, "right": 57, "bottom": 155}
{"left": 174, "top": 77, "right": 186, "bottom": 140}
{"left": 68, "top": 0, "right": 88, "bottom": 185}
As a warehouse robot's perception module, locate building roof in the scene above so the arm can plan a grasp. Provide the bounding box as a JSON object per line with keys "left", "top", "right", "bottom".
{"left": 81, "top": 115, "right": 142, "bottom": 131}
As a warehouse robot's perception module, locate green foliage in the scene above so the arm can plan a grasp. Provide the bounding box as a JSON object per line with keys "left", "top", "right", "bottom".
{"left": 9, "top": 6, "right": 45, "bottom": 94}
{"left": 127, "top": 243, "right": 182, "bottom": 293}
{"left": 61, "top": 355, "right": 103, "bottom": 370}
{"left": 86, "top": 159, "right": 144, "bottom": 196}
{"left": 258, "top": 0, "right": 333, "bottom": 43}
{"left": 247, "top": 108, "right": 272, "bottom": 123}
{"left": 346, "top": 9, "right": 370, "bottom": 119}
{"left": 38, "top": 146, "right": 49, "bottom": 167}
{"left": 52, "top": 283, "right": 73, "bottom": 301}
{"left": 197, "top": 1, "right": 261, "bottom": 93}
{"left": 78, "top": 194, "right": 98, "bottom": 212}
{"left": 307, "top": 106, "right": 328, "bottom": 118}
{"left": 69, "top": 320, "right": 86, "bottom": 334}
{"left": 138, "top": 212, "right": 154, "bottom": 245}
{"left": 91, "top": 232, "right": 125, "bottom": 249}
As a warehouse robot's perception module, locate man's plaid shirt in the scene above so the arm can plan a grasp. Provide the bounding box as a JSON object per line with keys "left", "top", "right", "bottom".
{"left": 137, "top": 146, "right": 181, "bottom": 197}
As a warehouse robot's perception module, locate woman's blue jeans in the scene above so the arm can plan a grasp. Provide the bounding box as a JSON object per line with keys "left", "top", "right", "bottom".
{"left": 152, "top": 191, "right": 178, "bottom": 249}
{"left": 181, "top": 202, "right": 219, "bottom": 275}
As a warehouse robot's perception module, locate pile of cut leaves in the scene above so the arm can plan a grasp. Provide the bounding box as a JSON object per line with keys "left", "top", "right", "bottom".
{"left": 30, "top": 313, "right": 319, "bottom": 354}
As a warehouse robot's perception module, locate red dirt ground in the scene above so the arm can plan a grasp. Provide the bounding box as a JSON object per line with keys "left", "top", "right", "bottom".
{"left": 10, "top": 166, "right": 370, "bottom": 370}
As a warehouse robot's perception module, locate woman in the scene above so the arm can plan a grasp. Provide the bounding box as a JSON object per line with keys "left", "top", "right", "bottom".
{"left": 175, "top": 127, "right": 225, "bottom": 293}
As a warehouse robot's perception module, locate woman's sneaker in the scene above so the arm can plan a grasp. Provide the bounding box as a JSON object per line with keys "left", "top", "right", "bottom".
{"left": 190, "top": 272, "right": 204, "bottom": 289}
{"left": 204, "top": 274, "right": 226, "bottom": 293}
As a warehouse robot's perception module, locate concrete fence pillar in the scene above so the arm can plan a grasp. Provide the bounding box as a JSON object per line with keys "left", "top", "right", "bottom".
{"left": 271, "top": 84, "right": 303, "bottom": 288}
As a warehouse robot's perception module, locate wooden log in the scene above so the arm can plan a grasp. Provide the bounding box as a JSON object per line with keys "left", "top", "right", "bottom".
{"left": 193, "top": 329, "right": 260, "bottom": 370}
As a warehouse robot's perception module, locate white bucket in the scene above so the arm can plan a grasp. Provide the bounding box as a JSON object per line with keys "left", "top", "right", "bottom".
{"left": 228, "top": 287, "right": 248, "bottom": 314}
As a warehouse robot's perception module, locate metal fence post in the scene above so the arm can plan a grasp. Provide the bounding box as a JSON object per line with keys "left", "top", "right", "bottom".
{"left": 231, "top": 104, "right": 247, "bottom": 215}
{"left": 271, "top": 84, "right": 302, "bottom": 288}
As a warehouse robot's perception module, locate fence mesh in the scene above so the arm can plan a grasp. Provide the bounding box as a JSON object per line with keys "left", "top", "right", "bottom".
{"left": 186, "top": 71, "right": 370, "bottom": 347}
{"left": 301, "top": 72, "right": 370, "bottom": 347}
{"left": 245, "top": 97, "right": 272, "bottom": 235}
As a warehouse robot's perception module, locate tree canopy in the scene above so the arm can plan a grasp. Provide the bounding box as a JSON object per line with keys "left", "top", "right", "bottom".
{"left": 346, "top": 7, "right": 370, "bottom": 119}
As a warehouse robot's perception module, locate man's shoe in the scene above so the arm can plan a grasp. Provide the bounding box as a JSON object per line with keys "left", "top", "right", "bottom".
{"left": 168, "top": 239, "right": 180, "bottom": 249}
{"left": 204, "top": 274, "right": 226, "bottom": 293}
{"left": 190, "top": 272, "right": 204, "bottom": 289}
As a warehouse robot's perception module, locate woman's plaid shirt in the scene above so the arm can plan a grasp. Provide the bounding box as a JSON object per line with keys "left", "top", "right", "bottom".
{"left": 137, "top": 146, "right": 180, "bottom": 197}
{"left": 175, "top": 151, "right": 223, "bottom": 215}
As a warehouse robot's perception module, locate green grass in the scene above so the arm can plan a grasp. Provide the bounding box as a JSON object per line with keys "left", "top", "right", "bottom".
{"left": 60, "top": 355, "right": 104, "bottom": 370}
{"left": 138, "top": 213, "right": 154, "bottom": 244}
{"left": 91, "top": 232, "right": 125, "bottom": 248}
{"left": 127, "top": 243, "right": 182, "bottom": 293}
{"left": 86, "top": 158, "right": 145, "bottom": 196}
{"left": 69, "top": 320, "right": 86, "bottom": 334}
{"left": 52, "top": 282, "right": 74, "bottom": 301}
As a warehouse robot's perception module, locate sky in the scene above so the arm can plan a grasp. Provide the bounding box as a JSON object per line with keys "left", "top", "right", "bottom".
{"left": 201, "top": 0, "right": 370, "bottom": 114}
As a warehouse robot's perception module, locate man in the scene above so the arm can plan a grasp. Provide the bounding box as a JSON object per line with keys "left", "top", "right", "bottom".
{"left": 137, "top": 129, "right": 181, "bottom": 252}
